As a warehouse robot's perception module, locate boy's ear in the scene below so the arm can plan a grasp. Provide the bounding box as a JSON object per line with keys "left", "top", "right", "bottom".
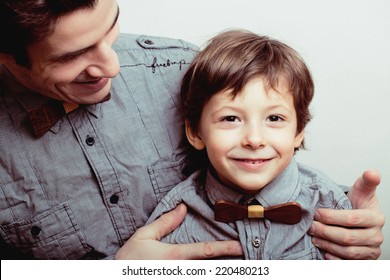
{"left": 294, "top": 130, "right": 305, "bottom": 148}
{"left": 185, "top": 120, "right": 205, "bottom": 150}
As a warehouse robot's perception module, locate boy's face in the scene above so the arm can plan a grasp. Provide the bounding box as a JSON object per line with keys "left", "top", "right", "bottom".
{"left": 3, "top": 0, "right": 120, "bottom": 104}
{"left": 187, "top": 77, "right": 304, "bottom": 193}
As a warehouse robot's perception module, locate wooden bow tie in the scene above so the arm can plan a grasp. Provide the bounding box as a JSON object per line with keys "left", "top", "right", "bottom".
{"left": 214, "top": 200, "right": 302, "bottom": 224}
{"left": 28, "top": 101, "right": 79, "bottom": 137}
{"left": 27, "top": 94, "right": 111, "bottom": 137}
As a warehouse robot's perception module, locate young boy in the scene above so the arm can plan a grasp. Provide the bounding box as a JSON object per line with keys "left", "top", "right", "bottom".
{"left": 146, "top": 30, "right": 352, "bottom": 259}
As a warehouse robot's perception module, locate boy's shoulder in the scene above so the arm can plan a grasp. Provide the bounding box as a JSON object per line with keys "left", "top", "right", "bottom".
{"left": 146, "top": 170, "right": 209, "bottom": 225}
{"left": 158, "top": 170, "right": 205, "bottom": 206}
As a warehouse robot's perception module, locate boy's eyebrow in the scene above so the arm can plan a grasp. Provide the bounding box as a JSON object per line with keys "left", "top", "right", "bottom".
{"left": 49, "top": 6, "right": 120, "bottom": 63}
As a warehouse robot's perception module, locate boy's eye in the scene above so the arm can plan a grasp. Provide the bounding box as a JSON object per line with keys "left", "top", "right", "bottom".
{"left": 222, "top": 116, "right": 239, "bottom": 122}
{"left": 267, "top": 115, "right": 283, "bottom": 122}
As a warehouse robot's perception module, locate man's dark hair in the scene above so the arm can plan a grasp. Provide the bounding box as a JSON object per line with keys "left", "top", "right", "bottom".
{"left": 0, "top": 0, "right": 97, "bottom": 67}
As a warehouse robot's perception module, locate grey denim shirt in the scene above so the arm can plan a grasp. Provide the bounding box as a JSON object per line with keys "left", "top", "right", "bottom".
{"left": 0, "top": 34, "right": 198, "bottom": 259}
{"left": 147, "top": 159, "right": 352, "bottom": 260}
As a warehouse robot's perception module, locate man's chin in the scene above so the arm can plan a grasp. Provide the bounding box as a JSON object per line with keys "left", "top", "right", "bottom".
{"left": 67, "top": 78, "right": 111, "bottom": 103}
{"left": 74, "top": 81, "right": 112, "bottom": 105}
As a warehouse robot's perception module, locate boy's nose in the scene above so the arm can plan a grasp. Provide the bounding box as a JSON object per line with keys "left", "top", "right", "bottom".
{"left": 242, "top": 125, "right": 266, "bottom": 149}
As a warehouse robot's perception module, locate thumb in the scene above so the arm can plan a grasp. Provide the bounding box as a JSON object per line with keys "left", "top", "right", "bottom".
{"left": 348, "top": 170, "right": 381, "bottom": 209}
{"left": 136, "top": 203, "right": 188, "bottom": 240}
{"left": 359, "top": 170, "right": 381, "bottom": 192}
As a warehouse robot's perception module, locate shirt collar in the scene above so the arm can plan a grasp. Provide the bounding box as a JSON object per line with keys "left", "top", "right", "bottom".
{"left": 205, "top": 159, "right": 300, "bottom": 207}
{"left": 0, "top": 65, "right": 49, "bottom": 111}
{"left": 1, "top": 65, "right": 105, "bottom": 127}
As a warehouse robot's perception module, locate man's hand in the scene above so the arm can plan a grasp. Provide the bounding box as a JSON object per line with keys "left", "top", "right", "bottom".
{"left": 309, "top": 170, "right": 385, "bottom": 259}
{"left": 115, "top": 203, "right": 243, "bottom": 259}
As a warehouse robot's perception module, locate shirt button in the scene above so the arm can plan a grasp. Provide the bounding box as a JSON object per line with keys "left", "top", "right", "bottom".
{"left": 31, "top": 226, "right": 41, "bottom": 237}
{"left": 144, "top": 39, "right": 154, "bottom": 45}
{"left": 252, "top": 238, "right": 261, "bottom": 248}
{"left": 110, "top": 194, "right": 119, "bottom": 204}
{"left": 86, "top": 136, "right": 95, "bottom": 146}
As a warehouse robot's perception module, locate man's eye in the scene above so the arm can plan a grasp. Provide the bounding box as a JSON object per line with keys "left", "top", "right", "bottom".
{"left": 222, "top": 116, "right": 239, "bottom": 122}
{"left": 55, "top": 49, "right": 89, "bottom": 63}
{"left": 60, "top": 55, "right": 79, "bottom": 62}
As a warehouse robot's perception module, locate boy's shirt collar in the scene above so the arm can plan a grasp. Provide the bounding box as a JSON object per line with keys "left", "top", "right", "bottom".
{"left": 206, "top": 159, "right": 300, "bottom": 207}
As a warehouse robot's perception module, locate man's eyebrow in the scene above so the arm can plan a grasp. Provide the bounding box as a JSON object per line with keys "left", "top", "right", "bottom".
{"left": 110, "top": 6, "right": 120, "bottom": 32}
{"left": 49, "top": 6, "right": 120, "bottom": 63}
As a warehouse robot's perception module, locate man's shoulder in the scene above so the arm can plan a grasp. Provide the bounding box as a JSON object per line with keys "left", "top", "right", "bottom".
{"left": 112, "top": 33, "right": 199, "bottom": 74}
{"left": 114, "top": 33, "right": 199, "bottom": 53}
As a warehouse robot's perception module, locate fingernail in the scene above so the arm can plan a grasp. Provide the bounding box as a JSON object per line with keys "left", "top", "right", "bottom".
{"left": 308, "top": 223, "right": 315, "bottom": 235}
{"left": 312, "top": 237, "right": 319, "bottom": 247}
{"left": 314, "top": 210, "right": 320, "bottom": 220}
{"left": 176, "top": 203, "right": 185, "bottom": 211}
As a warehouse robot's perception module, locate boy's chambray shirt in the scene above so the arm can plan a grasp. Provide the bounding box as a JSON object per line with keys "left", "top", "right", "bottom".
{"left": 0, "top": 34, "right": 198, "bottom": 259}
{"left": 147, "top": 159, "right": 352, "bottom": 260}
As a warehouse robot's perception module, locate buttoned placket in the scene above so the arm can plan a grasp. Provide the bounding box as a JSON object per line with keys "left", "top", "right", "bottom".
{"left": 66, "top": 105, "right": 130, "bottom": 245}
{"left": 237, "top": 197, "right": 265, "bottom": 259}
{"left": 236, "top": 218, "right": 264, "bottom": 259}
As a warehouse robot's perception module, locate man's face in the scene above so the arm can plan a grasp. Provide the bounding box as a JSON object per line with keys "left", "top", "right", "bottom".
{"left": 5, "top": 0, "right": 120, "bottom": 104}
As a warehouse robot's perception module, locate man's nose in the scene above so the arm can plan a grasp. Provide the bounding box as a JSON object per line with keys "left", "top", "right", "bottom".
{"left": 86, "top": 41, "right": 120, "bottom": 78}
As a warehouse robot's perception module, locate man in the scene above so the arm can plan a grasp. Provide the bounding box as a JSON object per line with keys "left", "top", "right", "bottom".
{"left": 0, "top": 0, "right": 384, "bottom": 259}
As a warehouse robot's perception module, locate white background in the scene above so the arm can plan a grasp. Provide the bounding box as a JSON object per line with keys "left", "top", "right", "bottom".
{"left": 117, "top": 0, "right": 390, "bottom": 259}
{"left": 2, "top": 260, "right": 386, "bottom": 279}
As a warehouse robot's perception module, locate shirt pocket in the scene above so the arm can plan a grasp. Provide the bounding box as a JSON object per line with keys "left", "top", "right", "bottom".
{"left": 148, "top": 153, "right": 188, "bottom": 202}
{"left": 0, "top": 203, "right": 91, "bottom": 259}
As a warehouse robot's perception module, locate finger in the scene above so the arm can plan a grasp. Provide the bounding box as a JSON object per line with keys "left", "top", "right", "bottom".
{"left": 165, "top": 240, "right": 243, "bottom": 259}
{"left": 312, "top": 236, "right": 381, "bottom": 259}
{"left": 309, "top": 220, "right": 383, "bottom": 247}
{"left": 323, "top": 253, "right": 342, "bottom": 260}
{"left": 135, "top": 204, "right": 188, "bottom": 240}
{"left": 313, "top": 208, "right": 385, "bottom": 228}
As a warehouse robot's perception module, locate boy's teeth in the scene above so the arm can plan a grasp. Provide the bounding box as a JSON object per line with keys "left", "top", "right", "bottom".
{"left": 243, "top": 159, "right": 263, "bottom": 164}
